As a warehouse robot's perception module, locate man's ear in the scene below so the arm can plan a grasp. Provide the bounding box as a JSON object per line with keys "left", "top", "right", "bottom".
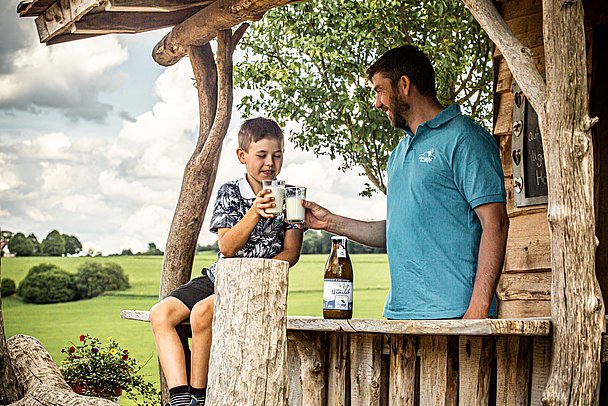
{"left": 236, "top": 147, "right": 247, "bottom": 164}
{"left": 398, "top": 75, "right": 411, "bottom": 96}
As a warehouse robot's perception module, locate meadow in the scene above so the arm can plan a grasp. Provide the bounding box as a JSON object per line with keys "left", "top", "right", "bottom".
{"left": 1, "top": 252, "right": 389, "bottom": 405}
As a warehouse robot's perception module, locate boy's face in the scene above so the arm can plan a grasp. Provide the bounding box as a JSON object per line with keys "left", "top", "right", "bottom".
{"left": 237, "top": 137, "right": 284, "bottom": 185}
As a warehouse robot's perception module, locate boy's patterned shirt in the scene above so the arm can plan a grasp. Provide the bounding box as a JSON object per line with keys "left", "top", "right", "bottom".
{"left": 206, "top": 177, "right": 298, "bottom": 280}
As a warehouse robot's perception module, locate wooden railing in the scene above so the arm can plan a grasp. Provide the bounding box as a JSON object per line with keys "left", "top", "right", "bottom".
{"left": 121, "top": 311, "right": 551, "bottom": 406}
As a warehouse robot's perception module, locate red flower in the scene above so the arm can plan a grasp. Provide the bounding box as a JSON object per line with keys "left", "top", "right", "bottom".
{"left": 122, "top": 354, "right": 128, "bottom": 360}
{"left": 79, "top": 334, "right": 86, "bottom": 342}
{"left": 69, "top": 346, "right": 76, "bottom": 353}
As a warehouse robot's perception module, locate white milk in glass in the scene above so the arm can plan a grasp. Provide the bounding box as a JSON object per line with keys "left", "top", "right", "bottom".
{"left": 263, "top": 180, "right": 285, "bottom": 215}
{"left": 285, "top": 186, "right": 306, "bottom": 223}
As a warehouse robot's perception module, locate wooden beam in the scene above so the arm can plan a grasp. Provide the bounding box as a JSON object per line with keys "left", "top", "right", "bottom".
{"left": 34, "top": 0, "right": 101, "bottom": 43}
{"left": 70, "top": 9, "right": 202, "bottom": 34}
{"left": 461, "top": 0, "right": 545, "bottom": 119}
{"left": 152, "top": 0, "right": 295, "bottom": 66}
{"left": 104, "top": 0, "right": 213, "bottom": 12}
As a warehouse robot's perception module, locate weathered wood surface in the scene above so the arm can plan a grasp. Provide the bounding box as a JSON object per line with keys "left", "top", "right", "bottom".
{"left": 462, "top": 0, "right": 545, "bottom": 114}
{"left": 5, "top": 334, "right": 115, "bottom": 405}
{"left": 350, "top": 333, "right": 382, "bottom": 405}
{"left": 286, "top": 331, "right": 326, "bottom": 406}
{"left": 497, "top": 271, "right": 551, "bottom": 301}
{"left": 493, "top": 91, "right": 514, "bottom": 136}
{"left": 496, "top": 336, "right": 531, "bottom": 405}
{"left": 286, "top": 316, "right": 551, "bottom": 336}
{"left": 0, "top": 304, "right": 23, "bottom": 404}
{"left": 530, "top": 336, "right": 551, "bottom": 406}
{"left": 206, "top": 258, "right": 290, "bottom": 406}
{"left": 459, "top": 336, "right": 493, "bottom": 406}
{"left": 504, "top": 211, "right": 551, "bottom": 272}
{"left": 34, "top": 0, "right": 101, "bottom": 43}
{"left": 542, "top": 0, "right": 605, "bottom": 404}
{"left": 327, "top": 333, "right": 348, "bottom": 406}
{"left": 105, "top": 0, "right": 214, "bottom": 12}
{"left": 389, "top": 335, "right": 416, "bottom": 406}
{"left": 498, "top": 299, "right": 551, "bottom": 318}
{"left": 152, "top": 0, "right": 295, "bottom": 66}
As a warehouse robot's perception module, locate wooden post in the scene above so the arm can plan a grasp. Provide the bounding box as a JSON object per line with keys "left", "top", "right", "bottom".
{"left": 0, "top": 299, "right": 23, "bottom": 404}
{"left": 206, "top": 258, "right": 290, "bottom": 406}
{"left": 286, "top": 331, "right": 326, "bottom": 406}
{"left": 541, "top": 0, "right": 605, "bottom": 404}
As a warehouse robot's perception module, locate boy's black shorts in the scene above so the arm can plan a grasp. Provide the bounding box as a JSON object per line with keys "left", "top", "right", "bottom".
{"left": 168, "top": 270, "right": 215, "bottom": 310}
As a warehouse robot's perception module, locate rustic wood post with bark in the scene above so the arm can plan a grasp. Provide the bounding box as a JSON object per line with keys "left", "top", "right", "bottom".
{"left": 462, "top": 0, "right": 603, "bottom": 404}
{"left": 541, "top": 0, "right": 604, "bottom": 404}
{"left": 206, "top": 258, "right": 290, "bottom": 406}
{"left": 0, "top": 297, "right": 23, "bottom": 404}
{"left": 157, "top": 25, "right": 248, "bottom": 402}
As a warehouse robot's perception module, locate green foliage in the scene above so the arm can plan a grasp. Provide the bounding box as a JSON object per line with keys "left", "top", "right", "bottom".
{"left": 140, "top": 243, "right": 163, "bottom": 256}
{"left": 302, "top": 230, "right": 385, "bottom": 254}
{"left": 1, "top": 278, "right": 17, "bottom": 297}
{"left": 27, "top": 233, "right": 41, "bottom": 255}
{"left": 73, "top": 262, "right": 131, "bottom": 300}
{"left": 235, "top": 0, "right": 492, "bottom": 196}
{"left": 197, "top": 240, "right": 219, "bottom": 252}
{"left": 41, "top": 230, "right": 66, "bottom": 256}
{"left": 7, "top": 232, "right": 35, "bottom": 256}
{"left": 59, "top": 334, "right": 159, "bottom": 406}
{"left": 17, "top": 263, "right": 75, "bottom": 304}
{"left": 63, "top": 234, "right": 83, "bottom": 255}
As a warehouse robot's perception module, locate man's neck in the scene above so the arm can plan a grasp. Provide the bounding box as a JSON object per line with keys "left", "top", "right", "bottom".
{"left": 406, "top": 97, "right": 444, "bottom": 135}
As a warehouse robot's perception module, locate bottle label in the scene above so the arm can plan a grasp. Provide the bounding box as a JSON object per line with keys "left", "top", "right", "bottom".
{"left": 323, "top": 279, "right": 353, "bottom": 311}
{"left": 337, "top": 248, "right": 346, "bottom": 258}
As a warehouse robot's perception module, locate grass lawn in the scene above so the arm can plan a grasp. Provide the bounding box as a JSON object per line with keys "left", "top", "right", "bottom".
{"left": 1, "top": 252, "right": 389, "bottom": 405}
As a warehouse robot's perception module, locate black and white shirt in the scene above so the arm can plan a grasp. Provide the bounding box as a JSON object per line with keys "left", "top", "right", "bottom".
{"left": 206, "top": 176, "right": 299, "bottom": 280}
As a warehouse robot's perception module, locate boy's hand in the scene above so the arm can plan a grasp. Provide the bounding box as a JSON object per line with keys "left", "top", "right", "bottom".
{"left": 254, "top": 188, "right": 277, "bottom": 218}
{"left": 303, "top": 200, "right": 332, "bottom": 230}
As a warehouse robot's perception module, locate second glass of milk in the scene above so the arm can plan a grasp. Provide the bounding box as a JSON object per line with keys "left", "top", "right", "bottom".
{"left": 285, "top": 186, "right": 306, "bottom": 223}
{"left": 262, "top": 179, "right": 285, "bottom": 215}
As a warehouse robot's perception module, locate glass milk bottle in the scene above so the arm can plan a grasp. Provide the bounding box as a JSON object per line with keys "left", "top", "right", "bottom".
{"left": 323, "top": 236, "right": 353, "bottom": 319}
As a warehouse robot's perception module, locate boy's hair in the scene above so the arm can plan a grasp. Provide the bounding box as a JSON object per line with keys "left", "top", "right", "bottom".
{"left": 365, "top": 45, "right": 437, "bottom": 98}
{"left": 238, "top": 117, "right": 284, "bottom": 151}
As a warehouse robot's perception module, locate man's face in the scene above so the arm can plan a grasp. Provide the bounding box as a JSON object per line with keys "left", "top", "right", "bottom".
{"left": 371, "top": 73, "right": 410, "bottom": 130}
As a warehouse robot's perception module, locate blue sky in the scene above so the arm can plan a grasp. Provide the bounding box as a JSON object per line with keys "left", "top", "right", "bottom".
{"left": 1, "top": 2, "right": 386, "bottom": 255}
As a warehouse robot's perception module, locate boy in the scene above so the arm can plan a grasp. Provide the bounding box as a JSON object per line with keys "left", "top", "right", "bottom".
{"left": 149, "top": 117, "right": 304, "bottom": 406}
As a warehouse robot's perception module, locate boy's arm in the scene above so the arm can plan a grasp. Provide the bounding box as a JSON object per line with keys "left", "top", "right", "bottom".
{"left": 272, "top": 229, "right": 304, "bottom": 267}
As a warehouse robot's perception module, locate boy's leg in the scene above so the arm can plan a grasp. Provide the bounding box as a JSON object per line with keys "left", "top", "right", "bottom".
{"left": 189, "top": 294, "right": 215, "bottom": 404}
{"left": 149, "top": 297, "right": 191, "bottom": 389}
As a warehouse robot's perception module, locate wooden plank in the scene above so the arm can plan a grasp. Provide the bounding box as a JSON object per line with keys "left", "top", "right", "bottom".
{"left": 389, "top": 335, "right": 417, "bottom": 406}
{"left": 602, "top": 334, "right": 608, "bottom": 364}
{"left": 505, "top": 179, "right": 548, "bottom": 217}
{"left": 327, "top": 333, "right": 348, "bottom": 406}
{"left": 493, "top": 91, "right": 514, "bottom": 136}
{"left": 495, "top": 57, "right": 513, "bottom": 94}
{"left": 496, "top": 336, "right": 532, "bottom": 406}
{"left": 350, "top": 333, "right": 382, "bottom": 406}
{"left": 458, "top": 336, "right": 493, "bottom": 406}
{"left": 105, "top": 0, "right": 214, "bottom": 12}
{"left": 286, "top": 331, "right": 326, "bottom": 406}
{"left": 71, "top": 9, "right": 202, "bottom": 34}
{"left": 498, "top": 134, "right": 512, "bottom": 178}
{"left": 530, "top": 336, "right": 551, "bottom": 406}
{"left": 505, "top": 210, "right": 551, "bottom": 272}
{"left": 17, "top": 0, "right": 56, "bottom": 16}
{"left": 498, "top": 0, "right": 542, "bottom": 21}
{"left": 496, "top": 271, "right": 552, "bottom": 301}
{"left": 35, "top": 0, "right": 102, "bottom": 43}
{"left": 419, "top": 336, "right": 448, "bottom": 406}
{"left": 445, "top": 336, "right": 459, "bottom": 406}
{"left": 286, "top": 317, "right": 551, "bottom": 336}
{"left": 498, "top": 299, "right": 551, "bottom": 318}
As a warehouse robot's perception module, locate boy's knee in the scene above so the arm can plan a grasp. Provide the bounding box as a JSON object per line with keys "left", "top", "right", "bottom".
{"left": 149, "top": 300, "right": 179, "bottom": 328}
{"left": 190, "top": 302, "right": 214, "bottom": 333}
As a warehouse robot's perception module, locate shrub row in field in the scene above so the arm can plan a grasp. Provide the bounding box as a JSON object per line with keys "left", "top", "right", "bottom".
{"left": 15, "top": 262, "right": 131, "bottom": 304}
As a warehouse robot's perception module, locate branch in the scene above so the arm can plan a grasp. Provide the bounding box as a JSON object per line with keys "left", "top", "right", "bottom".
{"left": 152, "top": 0, "right": 293, "bottom": 66}
{"left": 461, "top": 0, "right": 545, "bottom": 116}
{"left": 189, "top": 43, "right": 218, "bottom": 154}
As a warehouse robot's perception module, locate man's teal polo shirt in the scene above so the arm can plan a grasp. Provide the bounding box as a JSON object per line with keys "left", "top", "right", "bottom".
{"left": 384, "top": 104, "right": 506, "bottom": 319}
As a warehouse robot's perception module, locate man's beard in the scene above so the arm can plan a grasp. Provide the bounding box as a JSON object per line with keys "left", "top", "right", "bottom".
{"left": 388, "top": 95, "right": 410, "bottom": 130}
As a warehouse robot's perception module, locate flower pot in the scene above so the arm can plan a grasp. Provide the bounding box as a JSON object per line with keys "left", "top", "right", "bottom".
{"left": 70, "top": 383, "right": 122, "bottom": 403}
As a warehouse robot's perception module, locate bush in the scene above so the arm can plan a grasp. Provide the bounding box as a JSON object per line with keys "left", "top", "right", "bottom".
{"left": 73, "top": 262, "right": 130, "bottom": 300}
{"left": 18, "top": 264, "right": 75, "bottom": 304}
{"left": 1, "top": 278, "right": 16, "bottom": 297}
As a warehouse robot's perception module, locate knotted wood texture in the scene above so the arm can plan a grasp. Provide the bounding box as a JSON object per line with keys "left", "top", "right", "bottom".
{"left": 206, "top": 258, "right": 290, "bottom": 406}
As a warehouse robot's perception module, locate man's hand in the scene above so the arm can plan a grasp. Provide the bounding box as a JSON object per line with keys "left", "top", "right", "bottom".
{"left": 462, "top": 304, "right": 490, "bottom": 319}
{"left": 303, "top": 200, "right": 333, "bottom": 231}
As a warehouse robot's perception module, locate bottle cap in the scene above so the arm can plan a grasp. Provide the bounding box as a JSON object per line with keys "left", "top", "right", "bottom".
{"left": 331, "top": 236, "right": 348, "bottom": 242}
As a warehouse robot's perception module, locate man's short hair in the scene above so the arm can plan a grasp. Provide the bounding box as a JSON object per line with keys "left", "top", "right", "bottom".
{"left": 366, "top": 45, "right": 437, "bottom": 98}
{"left": 238, "top": 117, "right": 284, "bottom": 151}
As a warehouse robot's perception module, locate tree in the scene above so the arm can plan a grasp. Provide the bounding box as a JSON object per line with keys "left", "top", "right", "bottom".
{"left": 120, "top": 249, "right": 134, "bottom": 256}
{"left": 40, "top": 230, "right": 66, "bottom": 256}
{"left": 63, "top": 234, "right": 83, "bottom": 255}
{"left": 27, "top": 233, "right": 41, "bottom": 255}
{"left": 142, "top": 242, "right": 163, "bottom": 256}
{"left": 236, "top": 0, "right": 492, "bottom": 196}
{"left": 7, "top": 233, "right": 34, "bottom": 257}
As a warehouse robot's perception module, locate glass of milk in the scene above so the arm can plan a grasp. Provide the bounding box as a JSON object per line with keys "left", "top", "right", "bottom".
{"left": 285, "top": 186, "right": 306, "bottom": 223}
{"left": 262, "top": 179, "right": 285, "bottom": 215}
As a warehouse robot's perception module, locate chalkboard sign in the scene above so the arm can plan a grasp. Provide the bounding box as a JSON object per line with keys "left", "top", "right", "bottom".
{"left": 512, "top": 82, "right": 548, "bottom": 207}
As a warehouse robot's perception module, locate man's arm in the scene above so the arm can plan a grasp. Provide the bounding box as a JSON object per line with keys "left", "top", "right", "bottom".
{"left": 464, "top": 202, "right": 509, "bottom": 319}
{"left": 272, "top": 229, "right": 304, "bottom": 267}
{"left": 303, "top": 200, "right": 386, "bottom": 248}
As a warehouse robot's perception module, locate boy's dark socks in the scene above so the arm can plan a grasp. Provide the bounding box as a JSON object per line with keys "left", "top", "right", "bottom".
{"left": 169, "top": 385, "right": 192, "bottom": 406}
{"left": 190, "top": 387, "right": 206, "bottom": 404}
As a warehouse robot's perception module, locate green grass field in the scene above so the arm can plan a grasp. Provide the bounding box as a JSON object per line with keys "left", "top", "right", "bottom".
{"left": 1, "top": 253, "right": 389, "bottom": 405}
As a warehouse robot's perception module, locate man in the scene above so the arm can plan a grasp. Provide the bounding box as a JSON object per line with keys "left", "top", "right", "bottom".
{"left": 304, "top": 45, "right": 509, "bottom": 319}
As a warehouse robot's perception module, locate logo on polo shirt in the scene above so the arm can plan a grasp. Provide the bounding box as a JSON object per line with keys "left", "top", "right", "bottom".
{"left": 418, "top": 148, "right": 435, "bottom": 163}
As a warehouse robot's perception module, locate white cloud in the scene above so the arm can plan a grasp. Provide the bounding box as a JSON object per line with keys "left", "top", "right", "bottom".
{"left": 60, "top": 194, "right": 110, "bottom": 214}
{"left": 25, "top": 207, "right": 53, "bottom": 222}
{"left": 0, "top": 207, "right": 10, "bottom": 217}
{"left": 17, "top": 132, "right": 71, "bottom": 160}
